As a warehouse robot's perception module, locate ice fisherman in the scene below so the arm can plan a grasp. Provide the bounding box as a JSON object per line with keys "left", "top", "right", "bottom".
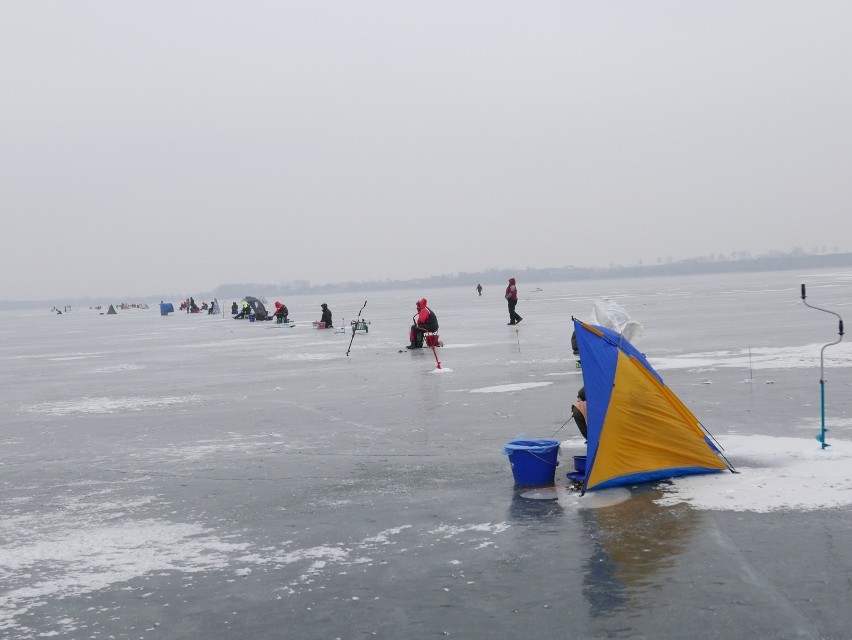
{"left": 234, "top": 300, "right": 251, "bottom": 319}
{"left": 319, "top": 303, "right": 333, "bottom": 328}
{"left": 407, "top": 298, "right": 439, "bottom": 349}
{"left": 571, "top": 330, "right": 581, "bottom": 368}
{"left": 273, "top": 301, "right": 289, "bottom": 323}
{"left": 571, "top": 387, "right": 588, "bottom": 440}
{"left": 476, "top": 283, "right": 483, "bottom": 296}
{"left": 505, "top": 278, "right": 522, "bottom": 325}
{"left": 231, "top": 301, "right": 238, "bottom": 314}
{"left": 208, "top": 298, "right": 220, "bottom": 315}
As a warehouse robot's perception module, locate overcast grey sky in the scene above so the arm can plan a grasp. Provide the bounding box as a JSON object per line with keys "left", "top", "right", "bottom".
{"left": 2, "top": 1, "right": 851, "bottom": 301}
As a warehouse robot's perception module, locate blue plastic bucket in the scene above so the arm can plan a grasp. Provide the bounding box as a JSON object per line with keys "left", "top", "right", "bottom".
{"left": 573, "top": 456, "right": 586, "bottom": 473}
{"left": 503, "top": 439, "right": 560, "bottom": 486}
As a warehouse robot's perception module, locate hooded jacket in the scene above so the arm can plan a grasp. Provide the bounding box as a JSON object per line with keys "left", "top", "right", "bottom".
{"left": 414, "top": 298, "right": 430, "bottom": 325}
{"left": 505, "top": 278, "right": 518, "bottom": 301}
{"left": 320, "top": 303, "right": 333, "bottom": 327}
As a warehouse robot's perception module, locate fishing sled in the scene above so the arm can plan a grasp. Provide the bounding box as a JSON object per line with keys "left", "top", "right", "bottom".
{"left": 351, "top": 319, "right": 370, "bottom": 333}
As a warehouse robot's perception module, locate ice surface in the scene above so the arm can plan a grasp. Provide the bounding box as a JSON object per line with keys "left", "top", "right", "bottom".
{"left": 2, "top": 269, "right": 852, "bottom": 639}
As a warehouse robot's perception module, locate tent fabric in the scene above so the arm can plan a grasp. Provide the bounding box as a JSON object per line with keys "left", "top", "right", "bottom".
{"left": 244, "top": 296, "right": 268, "bottom": 320}
{"left": 573, "top": 319, "right": 732, "bottom": 492}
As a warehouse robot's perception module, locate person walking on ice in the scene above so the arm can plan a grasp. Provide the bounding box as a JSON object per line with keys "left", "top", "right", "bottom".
{"left": 505, "top": 277, "right": 522, "bottom": 325}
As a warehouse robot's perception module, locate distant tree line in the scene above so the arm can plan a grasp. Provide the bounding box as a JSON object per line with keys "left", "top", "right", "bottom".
{"left": 210, "top": 250, "right": 852, "bottom": 299}
{"left": 7, "top": 250, "right": 852, "bottom": 310}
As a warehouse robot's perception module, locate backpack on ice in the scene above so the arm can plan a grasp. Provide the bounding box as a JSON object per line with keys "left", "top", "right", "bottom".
{"left": 424, "top": 308, "right": 438, "bottom": 332}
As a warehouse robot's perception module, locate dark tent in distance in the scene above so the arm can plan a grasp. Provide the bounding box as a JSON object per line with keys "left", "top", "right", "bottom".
{"left": 245, "top": 296, "right": 268, "bottom": 320}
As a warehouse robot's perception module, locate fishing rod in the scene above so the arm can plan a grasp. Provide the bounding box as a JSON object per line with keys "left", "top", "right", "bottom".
{"left": 801, "top": 283, "right": 844, "bottom": 449}
{"left": 551, "top": 414, "right": 574, "bottom": 438}
{"left": 346, "top": 301, "right": 367, "bottom": 356}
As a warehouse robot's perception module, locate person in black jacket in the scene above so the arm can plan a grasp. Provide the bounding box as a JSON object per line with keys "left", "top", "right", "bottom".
{"left": 571, "top": 387, "right": 587, "bottom": 440}
{"left": 319, "top": 303, "right": 333, "bottom": 328}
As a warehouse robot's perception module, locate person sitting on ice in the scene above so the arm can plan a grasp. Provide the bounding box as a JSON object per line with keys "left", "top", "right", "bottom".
{"left": 319, "top": 303, "right": 333, "bottom": 328}
{"left": 234, "top": 300, "right": 251, "bottom": 319}
{"left": 208, "top": 298, "right": 220, "bottom": 315}
{"left": 273, "top": 301, "right": 289, "bottom": 323}
{"left": 571, "top": 330, "right": 581, "bottom": 368}
{"left": 571, "top": 386, "right": 588, "bottom": 440}
{"left": 407, "top": 298, "right": 438, "bottom": 349}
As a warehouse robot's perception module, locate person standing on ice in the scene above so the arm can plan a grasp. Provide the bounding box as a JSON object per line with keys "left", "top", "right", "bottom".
{"left": 407, "top": 298, "right": 438, "bottom": 349}
{"left": 476, "top": 283, "right": 483, "bottom": 296}
{"left": 505, "top": 277, "right": 522, "bottom": 325}
{"left": 319, "top": 303, "right": 333, "bottom": 328}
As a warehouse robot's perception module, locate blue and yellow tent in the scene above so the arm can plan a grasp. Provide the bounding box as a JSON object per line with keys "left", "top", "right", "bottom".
{"left": 573, "top": 319, "right": 735, "bottom": 493}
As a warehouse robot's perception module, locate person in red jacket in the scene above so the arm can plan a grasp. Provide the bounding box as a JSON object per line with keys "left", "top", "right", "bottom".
{"left": 407, "top": 298, "right": 438, "bottom": 349}
{"left": 505, "top": 277, "right": 523, "bottom": 325}
{"left": 272, "top": 301, "right": 289, "bottom": 323}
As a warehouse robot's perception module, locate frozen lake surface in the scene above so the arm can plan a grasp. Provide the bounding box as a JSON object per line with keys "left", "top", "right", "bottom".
{"left": 2, "top": 268, "right": 852, "bottom": 639}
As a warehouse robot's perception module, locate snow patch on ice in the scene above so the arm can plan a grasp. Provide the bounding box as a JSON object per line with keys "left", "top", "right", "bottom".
{"left": 469, "top": 382, "right": 553, "bottom": 394}
{"left": 0, "top": 519, "right": 248, "bottom": 631}
{"left": 11, "top": 351, "right": 111, "bottom": 361}
{"left": 655, "top": 434, "right": 852, "bottom": 512}
{"left": 651, "top": 342, "right": 852, "bottom": 371}
{"left": 88, "top": 363, "right": 145, "bottom": 373}
{"left": 154, "top": 433, "right": 290, "bottom": 462}
{"left": 23, "top": 395, "right": 200, "bottom": 416}
{"left": 269, "top": 352, "right": 340, "bottom": 362}
{"left": 429, "top": 523, "right": 510, "bottom": 538}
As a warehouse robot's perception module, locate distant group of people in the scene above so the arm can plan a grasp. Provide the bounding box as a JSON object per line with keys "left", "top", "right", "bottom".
{"left": 187, "top": 277, "right": 585, "bottom": 439}
{"left": 230, "top": 298, "right": 331, "bottom": 327}
{"left": 402, "top": 276, "right": 524, "bottom": 350}
{"left": 180, "top": 297, "right": 220, "bottom": 314}
{"left": 226, "top": 276, "right": 524, "bottom": 355}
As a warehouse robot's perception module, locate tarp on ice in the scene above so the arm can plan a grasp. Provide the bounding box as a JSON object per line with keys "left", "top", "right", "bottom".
{"left": 245, "top": 296, "right": 268, "bottom": 320}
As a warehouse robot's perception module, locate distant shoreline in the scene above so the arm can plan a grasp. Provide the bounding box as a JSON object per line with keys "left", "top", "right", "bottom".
{"left": 4, "top": 252, "right": 852, "bottom": 310}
